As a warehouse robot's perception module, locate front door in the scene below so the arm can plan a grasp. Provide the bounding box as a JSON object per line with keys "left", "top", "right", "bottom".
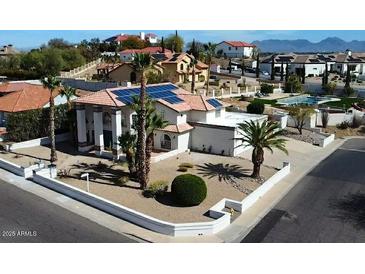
{"left": 103, "top": 130, "right": 113, "bottom": 150}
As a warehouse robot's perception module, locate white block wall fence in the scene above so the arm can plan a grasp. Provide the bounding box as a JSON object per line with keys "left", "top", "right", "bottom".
{"left": 32, "top": 162, "right": 291, "bottom": 237}
{"left": 0, "top": 158, "right": 44, "bottom": 178}
{"left": 6, "top": 132, "right": 71, "bottom": 151}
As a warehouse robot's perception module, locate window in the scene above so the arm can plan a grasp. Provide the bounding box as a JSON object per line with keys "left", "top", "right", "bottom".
{"left": 160, "top": 110, "right": 165, "bottom": 119}
{"left": 235, "top": 47, "right": 238, "bottom": 50}
{"left": 215, "top": 109, "right": 221, "bottom": 118}
{"left": 132, "top": 114, "right": 138, "bottom": 128}
{"left": 180, "top": 63, "right": 184, "bottom": 71}
{"left": 228, "top": 47, "right": 231, "bottom": 51}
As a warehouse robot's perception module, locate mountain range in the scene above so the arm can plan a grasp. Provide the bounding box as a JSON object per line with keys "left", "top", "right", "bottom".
{"left": 252, "top": 37, "right": 365, "bottom": 53}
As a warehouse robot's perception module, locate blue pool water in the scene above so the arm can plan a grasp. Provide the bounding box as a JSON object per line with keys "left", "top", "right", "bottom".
{"left": 277, "top": 95, "right": 335, "bottom": 106}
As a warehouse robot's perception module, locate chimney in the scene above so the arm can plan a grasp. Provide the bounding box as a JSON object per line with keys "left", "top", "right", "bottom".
{"left": 346, "top": 49, "right": 352, "bottom": 56}
{"left": 140, "top": 32, "right": 145, "bottom": 40}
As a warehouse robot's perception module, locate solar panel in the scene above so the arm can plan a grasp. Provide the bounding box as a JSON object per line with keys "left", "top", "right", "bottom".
{"left": 112, "top": 84, "right": 182, "bottom": 105}
{"left": 207, "top": 98, "right": 222, "bottom": 108}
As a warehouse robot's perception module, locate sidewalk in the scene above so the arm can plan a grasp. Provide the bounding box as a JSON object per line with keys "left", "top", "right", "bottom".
{"left": 0, "top": 137, "right": 347, "bottom": 243}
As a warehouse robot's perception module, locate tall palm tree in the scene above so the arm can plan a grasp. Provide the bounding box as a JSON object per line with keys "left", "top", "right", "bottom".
{"left": 118, "top": 132, "right": 137, "bottom": 178}
{"left": 236, "top": 120, "right": 288, "bottom": 178}
{"left": 131, "top": 53, "right": 152, "bottom": 189}
{"left": 145, "top": 112, "right": 168, "bottom": 176}
{"left": 203, "top": 42, "right": 216, "bottom": 96}
{"left": 60, "top": 85, "right": 77, "bottom": 145}
{"left": 189, "top": 56, "right": 198, "bottom": 93}
{"left": 252, "top": 47, "right": 261, "bottom": 78}
{"left": 60, "top": 86, "right": 76, "bottom": 111}
{"left": 41, "top": 76, "right": 62, "bottom": 165}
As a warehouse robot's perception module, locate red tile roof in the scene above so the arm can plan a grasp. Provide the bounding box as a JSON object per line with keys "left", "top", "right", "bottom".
{"left": 73, "top": 89, "right": 125, "bottom": 107}
{"left": 159, "top": 123, "right": 194, "bottom": 133}
{"left": 0, "top": 82, "right": 30, "bottom": 94}
{"left": 222, "top": 41, "right": 256, "bottom": 47}
{"left": 0, "top": 84, "right": 61, "bottom": 113}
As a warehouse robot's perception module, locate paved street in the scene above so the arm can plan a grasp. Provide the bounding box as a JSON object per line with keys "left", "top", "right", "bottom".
{"left": 0, "top": 180, "right": 137, "bottom": 243}
{"left": 242, "top": 138, "right": 365, "bottom": 243}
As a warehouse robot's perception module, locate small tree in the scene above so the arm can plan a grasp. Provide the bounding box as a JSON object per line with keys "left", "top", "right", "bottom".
{"left": 288, "top": 107, "right": 315, "bottom": 135}
{"left": 60, "top": 85, "right": 77, "bottom": 145}
{"left": 322, "top": 82, "right": 337, "bottom": 95}
{"left": 118, "top": 132, "right": 137, "bottom": 178}
{"left": 284, "top": 75, "right": 303, "bottom": 93}
{"left": 236, "top": 120, "right": 288, "bottom": 178}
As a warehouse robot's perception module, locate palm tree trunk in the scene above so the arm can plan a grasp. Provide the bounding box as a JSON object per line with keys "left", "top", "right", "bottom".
{"left": 251, "top": 147, "right": 264, "bottom": 178}
{"left": 145, "top": 133, "right": 153, "bottom": 176}
{"left": 206, "top": 61, "right": 211, "bottom": 95}
{"left": 49, "top": 95, "right": 57, "bottom": 164}
{"left": 137, "top": 73, "right": 147, "bottom": 189}
{"left": 126, "top": 150, "right": 136, "bottom": 178}
{"left": 191, "top": 67, "right": 196, "bottom": 94}
{"left": 67, "top": 100, "right": 75, "bottom": 146}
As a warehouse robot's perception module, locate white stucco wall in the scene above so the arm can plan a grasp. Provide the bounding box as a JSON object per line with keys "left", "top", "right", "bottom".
{"left": 215, "top": 42, "right": 254, "bottom": 58}
{"left": 155, "top": 102, "right": 181, "bottom": 124}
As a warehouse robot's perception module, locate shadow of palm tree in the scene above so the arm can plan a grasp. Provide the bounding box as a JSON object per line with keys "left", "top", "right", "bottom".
{"left": 196, "top": 163, "right": 250, "bottom": 184}
{"left": 329, "top": 192, "right": 365, "bottom": 230}
{"left": 67, "top": 161, "right": 139, "bottom": 189}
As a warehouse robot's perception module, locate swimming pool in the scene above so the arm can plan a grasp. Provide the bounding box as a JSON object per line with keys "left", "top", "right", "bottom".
{"left": 277, "top": 95, "right": 340, "bottom": 106}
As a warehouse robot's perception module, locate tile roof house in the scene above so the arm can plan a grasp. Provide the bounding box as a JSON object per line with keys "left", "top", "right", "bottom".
{"left": 215, "top": 41, "right": 256, "bottom": 58}
{"left": 119, "top": 47, "right": 172, "bottom": 62}
{"left": 73, "top": 82, "right": 265, "bottom": 160}
{"left": 107, "top": 52, "right": 209, "bottom": 85}
{"left": 0, "top": 44, "right": 19, "bottom": 58}
{"left": 0, "top": 82, "right": 86, "bottom": 127}
{"left": 104, "top": 32, "right": 159, "bottom": 45}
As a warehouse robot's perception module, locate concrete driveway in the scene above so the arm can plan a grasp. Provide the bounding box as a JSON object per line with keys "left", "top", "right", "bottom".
{"left": 242, "top": 138, "right": 365, "bottom": 242}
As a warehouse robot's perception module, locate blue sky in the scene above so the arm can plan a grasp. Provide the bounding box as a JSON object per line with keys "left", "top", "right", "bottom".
{"left": 1, "top": 30, "right": 365, "bottom": 49}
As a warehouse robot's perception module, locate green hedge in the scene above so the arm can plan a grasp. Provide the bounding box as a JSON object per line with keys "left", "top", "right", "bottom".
{"left": 6, "top": 104, "right": 70, "bottom": 142}
{"left": 260, "top": 83, "right": 274, "bottom": 94}
{"left": 171, "top": 174, "right": 207, "bottom": 206}
{"left": 247, "top": 101, "right": 265, "bottom": 114}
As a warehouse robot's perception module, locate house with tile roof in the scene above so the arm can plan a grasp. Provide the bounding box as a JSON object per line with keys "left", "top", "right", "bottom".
{"left": 107, "top": 52, "right": 209, "bottom": 85}
{"left": 73, "top": 82, "right": 266, "bottom": 160}
{"left": 0, "top": 44, "right": 19, "bottom": 58}
{"left": 119, "top": 47, "right": 172, "bottom": 62}
{"left": 0, "top": 82, "right": 86, "bottom": 127}
{"left": 215, "top": 41, "right": 256, "bottom": 58}
{"left": 104, "top": 32, "right": 159, "bottom": 45}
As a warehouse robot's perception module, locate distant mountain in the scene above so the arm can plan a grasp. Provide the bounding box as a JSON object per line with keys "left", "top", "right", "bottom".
{"left": 252, "top": 37, "right": 365, "bottom": 53}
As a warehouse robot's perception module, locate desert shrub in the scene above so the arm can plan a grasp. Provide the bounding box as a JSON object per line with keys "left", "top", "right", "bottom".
{"left": 116, "top": 176, "right": 129, "bottom": 186}
{"left": 177, "top": 166, "right": 188, "bottom": 172}
{"left": 178, "top": 162, "right": 194, "bottom": 168}
{"left": 352, "top": 115, "right": 363, "bottom": 128}
{"left": 284, "top": 75, "right": 303, "bottom": 93}
{"left": 322, "top": 82, "right": 337, "bottom": 95}
{"left": 344, "top": 86, "right": 355, "bottom": 97}
{"left": 198, "top": 75, "right": 205, "bottom": 82}
{"left": 171, "top": 174, "right": 207, "bottom": 206}
{"left": 260, "top": 83, "right": 274, "bottom": 94}
{"left": 321, "top": 110, "right": 329, "bottom": 128}
{"left": 143, "top": 180, "right": 168, "bottom": 198}
{"left": 337, "top": 121, "right": 351, "bottom": 130}
{"left": 247, "top": 101, "right": 265, "bottom": 114}
{"left": 146, "top": 71, "right": 165, "bottom": 84}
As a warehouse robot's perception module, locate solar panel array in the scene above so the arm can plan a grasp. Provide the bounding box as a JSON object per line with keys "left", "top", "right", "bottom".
{"left": 112, "top": 84, "right": 184, "bottom": 105}
{"left": 207, "top": 98, "right": 222, "bottom": 108}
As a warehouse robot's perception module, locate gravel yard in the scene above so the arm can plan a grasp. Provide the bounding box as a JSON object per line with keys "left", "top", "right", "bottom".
{"left": 281, "top": 127, "right": 326, "bottom": 145}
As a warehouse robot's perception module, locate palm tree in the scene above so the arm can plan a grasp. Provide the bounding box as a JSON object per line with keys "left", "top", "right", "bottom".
{"left": 41, "top": 76, "right": 62, "bottom": 165}
{"left": 189, "top": 56, "right": 198, "bottom": 93}
{"left": 145, "top": 112, "right": 168, "bottom": 176}
{"left": 60, "top": 85, "right": 77, "bottom": 145}
{"left": 203, "top": 42, "right": 216, "bottom": 96}
{"left": 131, "top": 53, "right": 152, "bottom": 189}
{"left": 241, "top": 57, "right": 245, "bottom": 76}
{"left": 236, "top": 120, "right": 288, "bottom": 178}
{"left": 60, "top": 86, "right": 76, "bottom": 111}
{"left": 118, "top": 132, "right": 137, "bottom": 178}
{"left": 252, "top": 47, "right": 261, "bottom": 78}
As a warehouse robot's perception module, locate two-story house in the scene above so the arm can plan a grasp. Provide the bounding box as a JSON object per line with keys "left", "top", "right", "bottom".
{"left": 73, "top": 83, "right": 267, "bottom": 160}
{"left": 215, "top": 41, "right": 256, "bottom": 58}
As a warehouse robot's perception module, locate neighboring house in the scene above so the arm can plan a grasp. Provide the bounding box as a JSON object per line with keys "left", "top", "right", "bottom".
{"left": 0, "top": 82, "right": 81, "bottom": 127}
{"left": 104, "top": 32, "right": 159, "bottom": 45}
{"left": 0, "top": 44, "right": 19, "bottom": 58}
{"left": 260, "top": 50, "right": 365, "bottom": 77}
{"left": 108, "top": 52, "right": 209, "bottom": 84}
{"left": 119, "top": 47, "right": 171, "bottom": 62}
{"left": 73, "top": 83, "right": 266, "bottom": 160}
{"left": 215, "top": 41, "right": 256, "bottom": 58}
{"left": 96, "top": 63, "right": 122, "bottom": 78}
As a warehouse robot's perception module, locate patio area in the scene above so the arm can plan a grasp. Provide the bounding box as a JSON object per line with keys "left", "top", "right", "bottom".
{"left": 0, "top": 142, "right": 277, "bottom": 223}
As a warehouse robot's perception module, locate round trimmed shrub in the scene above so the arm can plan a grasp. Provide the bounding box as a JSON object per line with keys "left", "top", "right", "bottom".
{"left": 247, "top": 101, "right": 265, "bottom": 114}
{"left": 171, "top": 174, "right": 207, "bottom": 206}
